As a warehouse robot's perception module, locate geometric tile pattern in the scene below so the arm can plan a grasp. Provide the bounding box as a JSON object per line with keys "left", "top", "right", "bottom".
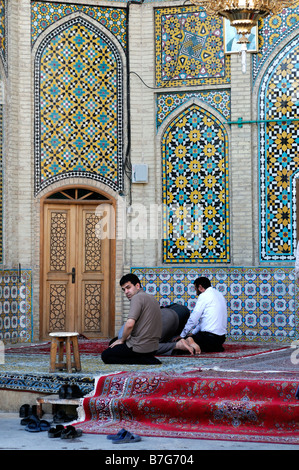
{"left": 31, "top": 2, "right": 127, "bottom": 50}
{"left": 253, "top": 1, "right": 299, "bottom": 83}
{"left": 0, "top": 104, "right": 2, "bottom": 263}
{"left": 0, "top": 0, "right": 7, "bottom": 75}
{"left": 132, "top": 267, "right": 298, "bottom": 342}
{"left": 156, "top": 90, "right": 231, "bottom": 129}
{"left": 155, "top": 5, "right": 230, "bottom": 88}
{"left": 162, "top": 104, "right": 229, "bottom": 263}
{"left": 0, "top": 270, "right": 32, "bottom": 344}
{"left": 34, "top": 17, "right": 124, "bottom": 194}
{"left": 259, "top": 36, "right": 299, "bottom": 261}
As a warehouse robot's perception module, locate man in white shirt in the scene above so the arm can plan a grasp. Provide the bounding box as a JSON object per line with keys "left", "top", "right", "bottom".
{"left": 177, "top": 276, "right": 227, "bottom": 354}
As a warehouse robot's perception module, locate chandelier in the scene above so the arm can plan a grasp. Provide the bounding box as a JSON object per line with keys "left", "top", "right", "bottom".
{"left": 189, "top": 1, "right": 294, "bottom": 72}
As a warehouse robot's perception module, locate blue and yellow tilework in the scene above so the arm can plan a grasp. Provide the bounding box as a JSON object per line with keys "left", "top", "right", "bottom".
{"left": 155, "top": 5, "right": 230, "bottom": 88}
{"left": 156, "top": 90, "right": 230, "bottom": 128}
{"left": 132, "top": 267, "right": 298, "bottom": 342}
{"left": 32, "top": 3, "right": 126, "bottom": 194}
{"left": 0, "top": 270, "right": 32, "bottom": 344}
{"left": 259, "top": 36, "right": 299, "bottom": 261}
{"left": 162, "top": 104, "right": 229, "bottom": 263}
{"left": 253, "top": 0, "right": 299, "bottom": 82}
{"left": 0, "top": 0, "right": 6, "bottom": 75}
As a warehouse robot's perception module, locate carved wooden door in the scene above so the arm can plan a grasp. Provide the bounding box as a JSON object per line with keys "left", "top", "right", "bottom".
{"left": 42, "top": 200, "right": 110, "bottom": 339}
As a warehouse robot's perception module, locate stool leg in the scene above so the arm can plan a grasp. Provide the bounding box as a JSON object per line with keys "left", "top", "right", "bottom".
{"left": 72, "top": 336, "right": 81, "bottom": 372}
{"left": 58, "top": 339, "right": 64, "bottom": 363}
{"left": 50, "top": 339, "right": 57, "bottom": 373}
{"left": 66, "top": 337, "right": 72, "bottom": 373}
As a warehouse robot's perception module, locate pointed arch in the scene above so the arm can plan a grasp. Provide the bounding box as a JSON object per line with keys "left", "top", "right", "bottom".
{"left": 258, "top": 34, "right": 299, "bottom": 261}
{"left": 34, "top": 15, "right": 124, "bottom": 196}
{"left": 161, "top": 103, "right": 230, "bottom": 263}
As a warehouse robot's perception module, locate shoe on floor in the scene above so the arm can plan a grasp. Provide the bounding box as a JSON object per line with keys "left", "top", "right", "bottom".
{"left": 60, "top": 425, "right": 83, "bottom": 439}
{"left": 112, "top": 430, "right": 141, "bottom": 444}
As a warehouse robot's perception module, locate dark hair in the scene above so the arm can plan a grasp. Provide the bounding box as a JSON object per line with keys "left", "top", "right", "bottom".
{"left": 194, "top": 276, "right": 211, "bottom": 290}
{"left": 119, "top": 273, "right": 141, "bottom": 287}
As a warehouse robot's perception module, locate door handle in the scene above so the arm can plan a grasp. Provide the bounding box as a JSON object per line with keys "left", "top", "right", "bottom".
{"left": 67, "top": 267, "right": 76, "bottom": 283}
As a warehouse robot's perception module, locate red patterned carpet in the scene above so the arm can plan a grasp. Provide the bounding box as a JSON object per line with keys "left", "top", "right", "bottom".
{"left": 75, "top": 368, "right": 299, "bottom": 445}
{"left": 6, "top": 339, "right": 288, "bottom": 358}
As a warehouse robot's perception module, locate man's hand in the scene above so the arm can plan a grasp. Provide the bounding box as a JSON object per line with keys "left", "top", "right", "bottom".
{"left": 171, "top": 335, "right": 182, "bottom": 342}
{"left": 109, "top": 318, "right": 136, "bottom": 348}
{"left": 109, "top": 338, "right": 124, "bottom": 348}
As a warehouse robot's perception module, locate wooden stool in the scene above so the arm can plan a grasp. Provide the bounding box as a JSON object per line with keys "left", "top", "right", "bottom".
{"left": 49, "top": 332, "right": 81, "bottom": 373}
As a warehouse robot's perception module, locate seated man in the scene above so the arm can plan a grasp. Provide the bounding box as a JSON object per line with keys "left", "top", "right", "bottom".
{"left": 116, "top": 302, "right": 194, "bottom": 356}
{"left": 101, "top": 273, "right": 163, "bottom": 365}
{"left": 176, "top": 276, "right": 227, "bottom": 354}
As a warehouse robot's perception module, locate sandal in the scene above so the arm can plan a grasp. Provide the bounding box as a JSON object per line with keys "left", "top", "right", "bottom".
{"left": 53, "top": 410, "right": 76, "bottom": 423}
{"left": 112, "top": 430, "right": 141, "bottom": 444}
{"left": 60, "top": 425, "right": 83, "bottom": 439}
{"left": 25, "top": 415, "right": 50, "bottom": 432}
{"left": 48, "top": 425, "right": 65, "bottom": 438}
{"left": 107, "top": 428, "right": 127, "bottom": 440}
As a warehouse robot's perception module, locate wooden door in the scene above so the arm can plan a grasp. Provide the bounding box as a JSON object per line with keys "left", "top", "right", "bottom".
{"left": 41, "top": 201, "right": 111, "bottom": 339}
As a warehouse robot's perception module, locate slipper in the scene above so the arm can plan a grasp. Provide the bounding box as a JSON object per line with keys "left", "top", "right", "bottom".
{"left": 25, "top": 415, "right": 51, "bottom": 432}
{"left": 60, "top": 425, "right": 83, "bottom": 439}
{"left": 107, "top": 428, "right": 127, "bottom": 440}
{"left": 53, "top": 410, "right": 77, "bottom": 423}
{"left": 112, "top": 430, "right": 141, "bottom": 444}
{"left": 19, "top": 404, "right": 30, "bottom": 418}
{"left": 21, "top": 415, "right": 36, "bottom": 426}
{"left": 48, "top": 425, "right": 65, "bottom": 438}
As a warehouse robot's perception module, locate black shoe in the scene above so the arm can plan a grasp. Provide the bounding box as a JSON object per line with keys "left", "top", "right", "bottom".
{"left": 19, "top": 404, "right": 30, "bottom": 418}
{"left": 58, "top": 385, "right": 68, "bottom": 399}
{"left": 70, "top": 385, "right": 84, "bottom": 398}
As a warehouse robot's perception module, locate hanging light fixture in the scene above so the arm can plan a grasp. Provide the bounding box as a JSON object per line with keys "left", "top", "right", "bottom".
{"left": 189, "top": 1, "right": 294, "bottom": 73}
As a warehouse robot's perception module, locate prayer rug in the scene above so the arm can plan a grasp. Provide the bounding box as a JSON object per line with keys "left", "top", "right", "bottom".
{"left": 5, "top": 339, "right": 288, "bottom": 358}
{"left": 74, "top": 369, "right": 299, "bottom": 445}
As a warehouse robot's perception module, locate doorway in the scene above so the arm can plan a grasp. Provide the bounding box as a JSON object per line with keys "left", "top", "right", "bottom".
{"left": 40, "top": 188, "right": 115, "bottom": 340}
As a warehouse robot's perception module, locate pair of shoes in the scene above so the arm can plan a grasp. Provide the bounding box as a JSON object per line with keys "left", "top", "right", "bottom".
{"left": 58, "top": 384, "right": 84, "bottom": 399}
{"left": 60, "top": 425, "right": 83, "bottom": 439}
{"left": 24, "top": 415, "right": 51, "bottom": 433}
{"left": 53, "top": 410, "right": 77, "bottom": 423}
{"left": 48, "top": 425, "right": 82, "bottom": 439}
{"left": 19, "top": 404, "right": 37, "bottom": 418}
{"left": 48, "top": 425, "right": 65, "bottom": 438}
{"left": 108, "top": 428, "right": 141, "bottom": 444}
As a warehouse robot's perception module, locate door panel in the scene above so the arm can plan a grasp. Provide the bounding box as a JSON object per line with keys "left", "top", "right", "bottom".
{"left": 77, "top": 206, "right": 109, "bottom": 338}
{"left": 42, "top": 202, "right": 110, "bottom": 339}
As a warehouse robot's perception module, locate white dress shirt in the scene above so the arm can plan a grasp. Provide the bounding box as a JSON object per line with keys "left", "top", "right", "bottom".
{"left": 180, "top": 286, "right": 227, "bottom": 337}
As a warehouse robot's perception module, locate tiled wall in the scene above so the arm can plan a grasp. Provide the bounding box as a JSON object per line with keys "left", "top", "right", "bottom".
{"left": 0, "top": 270, "right": 32, "bottom": 344}
{"left": 132, "top": 267, "right": 297, "bottom": 342}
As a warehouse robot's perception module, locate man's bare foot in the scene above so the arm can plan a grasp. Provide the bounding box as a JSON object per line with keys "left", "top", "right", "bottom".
{"left": 186, "top": 337, "right": 201, "bottom": 355}
{"left": 175, "top": 338, "right": 195, "bottom": 355}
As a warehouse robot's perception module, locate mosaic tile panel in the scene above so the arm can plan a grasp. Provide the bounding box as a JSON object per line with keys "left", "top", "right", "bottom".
{"left": 155, "top": 5, "right": 230, "bottom": 88}
{"left": 0, "top": 0, "right": 7, "bottom": 75}
{"left": 162, "top": 104, "right": 229, "bottom": 263}
{"left": 34, "top": 16, "right": 123, "bottom": 195}
{"left": 132, "top": 267, "right": 298, "bottom": 342}
{"left": 0, "top": 104, "right": 2, "bottom": 263}
{"left": 259, "top": 36, "right": 299, "bottom": 261}
{"left": 253, "top": 1, "right": 299, "bottom": 83}
{"left": 156, "top": 90, "right": 231, "bottom": 129}
{"left": 0, "top": 270, "right": 32, "bottom": 344}
{"left": 31, "top": 2, "right": 127, "bottom": 51}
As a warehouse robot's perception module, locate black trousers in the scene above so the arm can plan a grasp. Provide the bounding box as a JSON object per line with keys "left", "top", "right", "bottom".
{"left": 191, "top": 331, "right": 226, "bottom": 353}
{"left": 101, "top": 342, "right": 161, "bottom": 365}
